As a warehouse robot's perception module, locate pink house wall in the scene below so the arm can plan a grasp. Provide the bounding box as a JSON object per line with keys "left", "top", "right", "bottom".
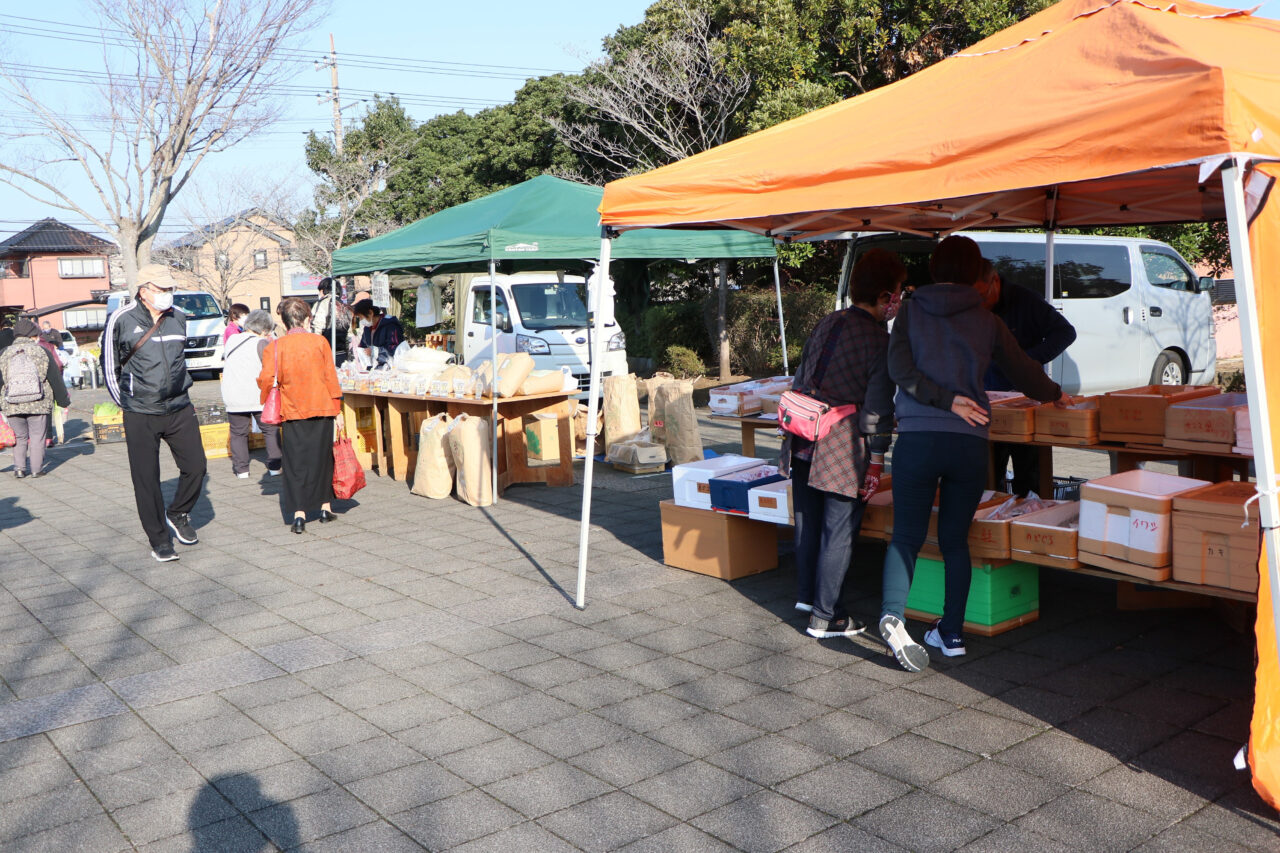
{"left": 0, "top": 254, "right": 110, "bottom": 328}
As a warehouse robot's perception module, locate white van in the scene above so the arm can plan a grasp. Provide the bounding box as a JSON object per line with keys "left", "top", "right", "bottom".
{"left": 458, "top": 272, "right": 628, "bottom": 397}
{"left": 104, "top": 290, "right": 227, "bottom": 376}
{"left": 850, "top": 232, "right": 1216, "bottom": 395}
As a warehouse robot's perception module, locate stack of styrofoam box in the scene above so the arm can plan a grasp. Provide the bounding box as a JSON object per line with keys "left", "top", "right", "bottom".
{"left": 710, "top": 465, "right": 786, "bottom": 515}
{"left": 1077, "top": 470, "right": 1211, "bottom": 581}
{"left": 671, "top": 456, "right": 765, "bottom": 509}
{"left": 708, "top": 377, "right": 792, "bottom": 417}
{"left": 748, "top": 479, "right": 793, "bottom": 524}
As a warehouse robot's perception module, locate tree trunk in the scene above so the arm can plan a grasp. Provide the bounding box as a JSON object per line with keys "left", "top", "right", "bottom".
{"left": 718, "top": 260, "right": 730, "bottom": 381}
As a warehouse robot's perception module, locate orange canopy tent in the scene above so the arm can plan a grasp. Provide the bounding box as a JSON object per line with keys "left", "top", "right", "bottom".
{"left": 594, "top": 0, "right": 1280, "bottom": 805}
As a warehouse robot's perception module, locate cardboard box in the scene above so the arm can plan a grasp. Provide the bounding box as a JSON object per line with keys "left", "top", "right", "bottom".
{"left": 905, "top": 557, "right": 1039, "bottom": 631}
{"left": 1034, "top": 397, "right": 1099, "bottom": 445}
{"left": 748, "top": 479, "right": 793, "bottom": 525}
{"left": 659, "top": 499, "right": 777, "bottom": 579}
{"left": 1171, "top": 481, "right": 1261, "bottom": 592}
{"left": 93, "top": 422, "right": 126, "bottom": 444}
{"left": 1098, "top": 385, "right": 1219, "bottom": 442}
{"left": 1010, "top": 501, "right": 1081, "bottom": 569}
{"left": 925, "top": 491, "right": 1013, "bottom": 559}
{"left": 525, "top": 413, "right": 561, "bottom": 462}
{"left": 989, "top": 397, "right": 1039, "bottom": 440}
{"left": 609, "top": 440, "right": 666, "bottom": 468}
{"left": 199, "top": 422, "right": 230, "bottom": 460}
{"left": 1165, "top": 392, "right": 1248, "bottom": 446}
{"left": 671, "top": 455, "right": 764, "bottom": 509}
{"left": 710, "top": 464, "right": 786, "bottom": 515}
{"left": 1078, "top": 469, "right": 1211, "bottom": 572}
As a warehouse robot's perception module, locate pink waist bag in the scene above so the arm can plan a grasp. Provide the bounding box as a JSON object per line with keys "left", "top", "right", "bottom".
{"left": 777, "top": 391, "right": 857, "bottom": 442}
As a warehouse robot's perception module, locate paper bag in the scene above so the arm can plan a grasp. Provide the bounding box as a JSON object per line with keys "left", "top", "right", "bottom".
{"left": 410, "top": 414, "right": 455, "bottom": 500}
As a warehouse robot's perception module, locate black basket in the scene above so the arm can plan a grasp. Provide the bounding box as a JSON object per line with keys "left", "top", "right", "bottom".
{"left": 1052, "top": 476, "right": 1087, "bottom": 501}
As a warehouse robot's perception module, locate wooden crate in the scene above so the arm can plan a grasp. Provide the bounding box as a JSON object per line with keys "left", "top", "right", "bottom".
{"left": 1098, "top": 385, "right": 1218, "bottom": 442}
{"left": 93, "top": 422, "right": 126, "bottom": 444}
{"left": 1010, "top": 501, "right": 1081, "bottom": 569}
{"left": 1034, "top": 397, "right": 1099, "bottom": 445}
{"left": 1164, "top": 392, "right": 1248, "bottom": 445}
{"left": 988, "top": 397, "right": 1039, "bottom": 442}
{"left": 1171, "top": 481, "right": 1261, "bottom": 593}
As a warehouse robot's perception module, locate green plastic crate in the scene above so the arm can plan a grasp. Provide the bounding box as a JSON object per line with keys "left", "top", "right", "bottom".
{"left": 905, "top": 558, "right": 1039, "bottom": 627}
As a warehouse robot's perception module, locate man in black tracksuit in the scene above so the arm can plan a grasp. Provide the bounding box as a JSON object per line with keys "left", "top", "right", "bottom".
{"left": 979, "top": 260, "right": 1077, "bottom": 496}
{"left": 103, "top": 265, "right": 207, "bottom": 562}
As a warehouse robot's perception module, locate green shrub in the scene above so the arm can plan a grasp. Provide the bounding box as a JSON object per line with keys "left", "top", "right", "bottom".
{"left": 724, "top": 287, "right": 835, "bottom": 375}
{"left": 644, "top": 301, "right": 712, "bottom": 364}
{"left": 664, "top": 345, "right": 707, "bottom": 378}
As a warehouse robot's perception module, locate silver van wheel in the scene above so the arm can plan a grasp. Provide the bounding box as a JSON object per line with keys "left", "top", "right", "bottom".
{"left": 1151, "top": 351, "right": 1185, "bottom": 385}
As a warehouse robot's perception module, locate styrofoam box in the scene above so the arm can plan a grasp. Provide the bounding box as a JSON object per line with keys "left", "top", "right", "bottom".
{"left": 1078, "top": 470, "right": 1210, "bottom": 567}
{"left": 672, "top": 455, "right": 765, "bottom": 509}
{"left": 749, "top": 479, "right": 793, "bottom": 524}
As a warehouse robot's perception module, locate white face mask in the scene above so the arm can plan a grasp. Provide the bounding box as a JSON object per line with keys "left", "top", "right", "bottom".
{"left": 150, "top": 290, "right": 174, "bottom": 312}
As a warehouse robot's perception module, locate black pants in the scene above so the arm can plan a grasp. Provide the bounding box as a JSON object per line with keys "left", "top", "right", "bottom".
{"left": 791, "top": 457, "right": 867, "bottom": 622}
{"left": 991, "top": 442, "right": 1041, "bottom": 497}
{"left": 123, "top": 407, "right": 208, "bottom": 548}
{"left": 281, "top": 417, "right": 334, "bottom": 518}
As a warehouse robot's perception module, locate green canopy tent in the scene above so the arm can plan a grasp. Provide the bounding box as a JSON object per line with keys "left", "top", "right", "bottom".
{"left": 331, "top": 175, "right": 777, "bottom": 608}
{"left": 330, "top": 174, "right": 776, "bottom": 275}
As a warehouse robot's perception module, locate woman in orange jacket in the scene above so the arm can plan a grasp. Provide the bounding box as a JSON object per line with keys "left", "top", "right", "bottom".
{"left": 258, "top": 298, "right": 343, "bottom": 533}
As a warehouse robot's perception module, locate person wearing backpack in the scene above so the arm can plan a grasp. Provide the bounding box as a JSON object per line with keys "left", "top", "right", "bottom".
{"left": 0, "top": 319, "right": 70, "bottom": 478}
{"left": 103, "top": 264, "right": 208, "bottom": 563}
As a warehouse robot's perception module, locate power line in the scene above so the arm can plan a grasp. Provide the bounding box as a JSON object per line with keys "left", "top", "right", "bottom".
{"left": 0, "top": 15, "right": 577, "bottom": 80}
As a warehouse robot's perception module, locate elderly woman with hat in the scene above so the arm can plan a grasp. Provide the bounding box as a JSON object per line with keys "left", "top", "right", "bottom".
{"left": 0, "top": 319, "right": 70, "bottom": 478}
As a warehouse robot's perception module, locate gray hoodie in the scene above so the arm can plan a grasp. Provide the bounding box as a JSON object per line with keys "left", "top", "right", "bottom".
{"left": 888, "top": 283, "right": 1061, "bottom": 440}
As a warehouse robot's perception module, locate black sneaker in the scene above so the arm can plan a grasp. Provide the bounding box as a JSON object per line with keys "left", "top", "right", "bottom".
{"left": 166, "top": 512, "right": 198, "bottom": 545}
{"left": 151, "top": 543, "right": 180, "bottom": 562}
{"left": 806, "top": 615, "right": 867, "bottom": 639}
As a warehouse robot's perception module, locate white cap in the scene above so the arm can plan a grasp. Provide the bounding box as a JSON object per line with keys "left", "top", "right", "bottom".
{"left": 135, "top": 263, "right": 178, "bottom": 294}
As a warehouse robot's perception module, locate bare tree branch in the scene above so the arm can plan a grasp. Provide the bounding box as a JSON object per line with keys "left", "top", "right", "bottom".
{"left": 0, "top": 0, "right": 323, "bottom": 288}
{"left": 550, "top": 0, "right": 750, "bottom": 179}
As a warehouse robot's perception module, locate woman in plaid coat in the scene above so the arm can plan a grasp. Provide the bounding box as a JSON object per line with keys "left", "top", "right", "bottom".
{"left": 788, "top": 250, "right": 904, "bottom": 640}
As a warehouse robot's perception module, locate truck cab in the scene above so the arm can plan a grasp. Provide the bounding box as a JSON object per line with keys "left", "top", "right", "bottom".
{"left": 104, "top": 290, "right": 227, "bottom": 376}
{"left": 459, "top": 271, "right": 627, "bottom": 397}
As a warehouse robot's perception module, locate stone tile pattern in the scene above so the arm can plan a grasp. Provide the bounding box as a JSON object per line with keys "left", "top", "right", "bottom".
{"left": 0, "top": 388, "right": 1274, "bottom": 851}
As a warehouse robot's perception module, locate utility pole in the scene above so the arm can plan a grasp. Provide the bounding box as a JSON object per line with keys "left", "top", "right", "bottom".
{"left": 317, "top": 34, "right": 345, "bottom": 154}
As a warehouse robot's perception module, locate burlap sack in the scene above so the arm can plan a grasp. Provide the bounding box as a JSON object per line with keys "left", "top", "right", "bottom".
{"left": 652, "top": 380, "right": 703, "bottom": 465}
{"left": 447, "top": 413, "right": 494, "bottom": 507}
{"left": 410, "top": 414, "right": 455, "bottom": 500}
{"left": 603, "top": 373, "right": 642, "bottom": 451}
{"left": 494, "top": 353, "right": 535, "bottom": 397}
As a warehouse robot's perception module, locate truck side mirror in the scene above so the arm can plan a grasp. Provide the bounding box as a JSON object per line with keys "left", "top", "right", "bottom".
{"left": 1197, "top": 276, "right": 1216, "bottom": 293}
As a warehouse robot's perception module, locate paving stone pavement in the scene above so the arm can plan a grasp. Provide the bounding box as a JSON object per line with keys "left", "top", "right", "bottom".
{"left": 0, "top": 380, "right": 1275, "bottom": 851}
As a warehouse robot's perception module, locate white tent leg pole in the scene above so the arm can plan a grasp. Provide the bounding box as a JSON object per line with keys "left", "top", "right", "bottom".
{"left": 575, "top": 232, "right": 613, "bottom": 610}
{"left": 773, "top": 258, "right": 789, "bottom": 376}
{"left": 1222, "top": 162, "right": 1280, "bottom": 652}
{"left": 489, "top": 260, "right": 499, "bottom": 504}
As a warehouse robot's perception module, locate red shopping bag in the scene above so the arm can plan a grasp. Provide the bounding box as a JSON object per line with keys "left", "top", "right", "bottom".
{"left": 0, "top": 414, "right": 15, "bottom": 449}
{"left": 332, "top": 421, "right": 366, "bottom": 500}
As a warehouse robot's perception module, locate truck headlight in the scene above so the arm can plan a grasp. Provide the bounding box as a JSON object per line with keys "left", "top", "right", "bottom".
{"left": 607, "top": 331, "right": 626, "bottom": 352}
{"left": 516, "top": 334, "right": 550, "bottom": 354}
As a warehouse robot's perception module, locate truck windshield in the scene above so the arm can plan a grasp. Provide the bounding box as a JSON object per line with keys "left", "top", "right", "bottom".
{"left": 510, "top": 283, "right": 589, "bottom": 330}
{"left": 172, "top": 293, "right": 223, "bottom": 320}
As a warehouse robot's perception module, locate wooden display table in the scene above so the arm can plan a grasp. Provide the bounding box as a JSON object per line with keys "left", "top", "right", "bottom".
{"left": 341, "top": 389, "right": 575, "bottom": 494}
{"left": 709, "top": 414, "right": 779, "bottom": 457}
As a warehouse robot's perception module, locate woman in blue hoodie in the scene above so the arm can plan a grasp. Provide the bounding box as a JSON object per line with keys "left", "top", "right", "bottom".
{"left": 876, "top": 236, "right": 1068, "bottom": 672}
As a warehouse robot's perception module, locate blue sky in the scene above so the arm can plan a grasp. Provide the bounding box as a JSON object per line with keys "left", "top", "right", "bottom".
{"left": 0, "top": 0, "right": 656, "bottom": 240}
{"left": 0, "top": 0, "right": 1275, "bottom": 244}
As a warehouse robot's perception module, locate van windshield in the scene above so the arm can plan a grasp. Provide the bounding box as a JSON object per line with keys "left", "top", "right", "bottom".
{"left": 510, "top": 282, "right": 589, "bottom": 330}
{"left": 172, "top": 293, "right": 223, "bottom": 320}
